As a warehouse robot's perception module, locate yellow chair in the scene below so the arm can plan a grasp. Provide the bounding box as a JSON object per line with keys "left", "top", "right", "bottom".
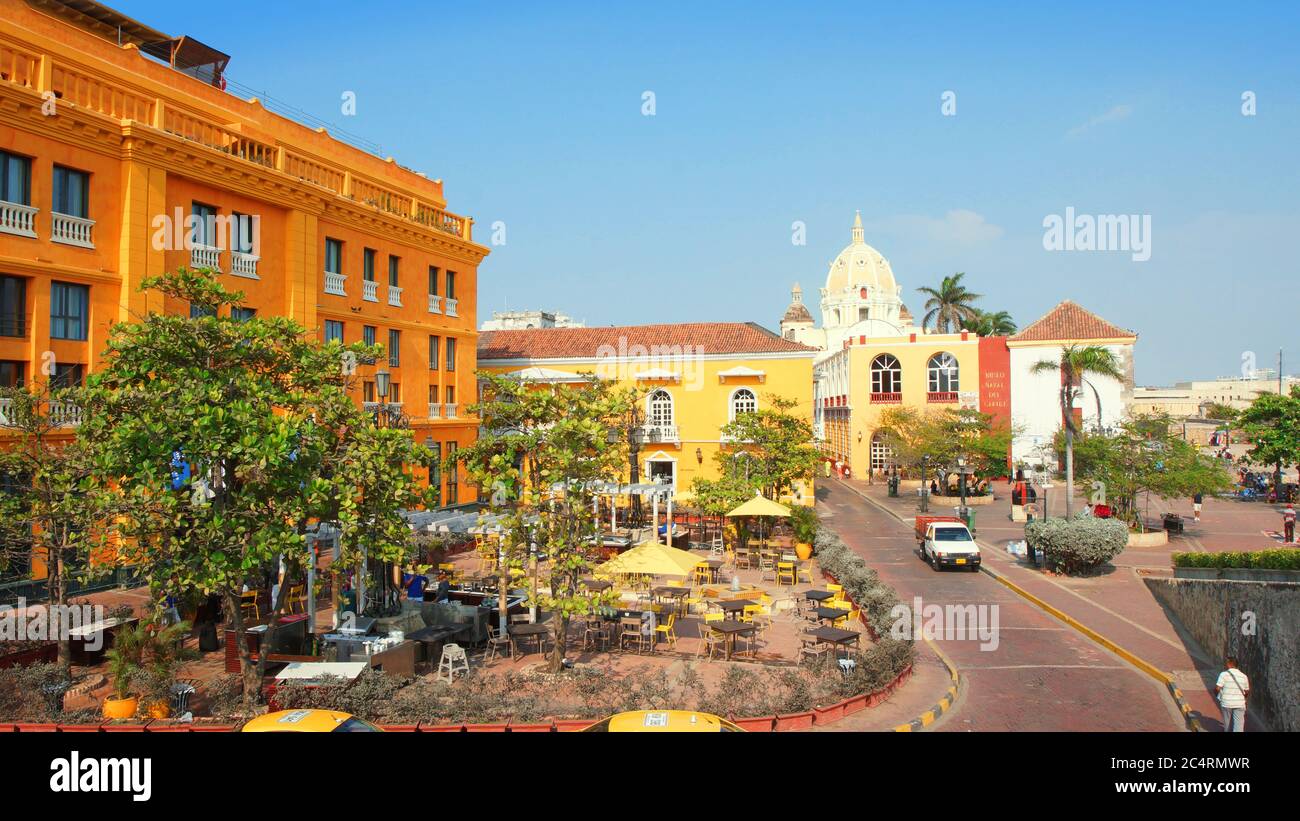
{"left": 796, "top": 563, "right": 814, "bottom": 585}
{"left": 698, "top": 613, "right": 726, "bottom": 660}
{"left": 776, "top": 562, "right": 796, "bottom": 587}
{"left": 827, "top": 583, "right": 845, "bottom": 601}
{"left": 740, "top": 604, "right": 762, "bottom": 623}
{"left": 667, "top": 579, "right": 685, "bottom": 588}
{"left": 285, "top": 584, "right": 306, "bottom": 614}
{"left": 655, "top": 613, "right": 677, "bottom": 649}
{"left": 694, "top": 563, "right": 712, "bottom": 586}
{"left": 239, "top": 590, "right": 259, "bottom": 621}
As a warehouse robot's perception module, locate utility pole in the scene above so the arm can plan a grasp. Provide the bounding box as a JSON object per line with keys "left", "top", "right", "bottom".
{"left": 1277, "top": 348, "right": 1284, "bottom": 500}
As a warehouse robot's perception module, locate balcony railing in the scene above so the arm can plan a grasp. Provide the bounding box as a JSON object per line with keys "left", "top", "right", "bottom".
{"left": 387, "top": 285, "right": 403, "bottom": 307}
{"left": 324, "top": 271, "right": 347, "bottom": 296}
{"left": 870, "top": 392, "right": 902, "bottom": 404}
{"left": 362, "top": 280, "right": 379, "bottom": 302}
{"left": 445, "top": 297, "right": 459, "bottom": 317}
{"left": 927, "top": 391, "right": 959, "bottom": 403}
{"left": 428, "top": 403, "right": 442, "bottom": 419}
{"left": 0, "top": 398, "right": 81, "bottom": 427}
{"left": 0, "top": 201, "right": 38, "bottom": 238}
{"left": 443, "top": 403, "right": 458, "bottom": 419}
{"left": 51, "top": 212, "right": 95, "bottom": 248}
{"left": 190, "top": 244, "right": 221, "bottom": 271}
{"left": 428, "top": 294, "right": 442, "bottom": 314}
{"left": 231, "top": 251, "right": 260, "bottom": 279}
{"left": 636, "top": 425, "right": 680, "bottom": 444}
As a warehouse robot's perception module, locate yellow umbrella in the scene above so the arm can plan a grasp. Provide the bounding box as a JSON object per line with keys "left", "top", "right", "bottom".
{"left": 725, "top": 494, "right": 792, "bottom": 518}
{"left": 595, "top": 540, "right": 703, "bottom": 578}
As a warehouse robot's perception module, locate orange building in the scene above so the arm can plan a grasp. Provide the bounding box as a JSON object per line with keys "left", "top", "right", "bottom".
{"left": 0, "top": 0, "right": 487, "bottom": 579}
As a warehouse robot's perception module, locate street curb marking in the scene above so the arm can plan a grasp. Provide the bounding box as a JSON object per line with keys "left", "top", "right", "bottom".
{"left": 893, "top": 636, "right": 961, "bottom": 732}
{"left": 833, "top": 478, "right": 1203, "bottom": 733}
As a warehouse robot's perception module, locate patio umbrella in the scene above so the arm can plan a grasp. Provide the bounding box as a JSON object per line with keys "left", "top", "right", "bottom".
{"left": 594, "top": 540, "right": 701, "bottom": 578}
{"left": 725, "top": 493, "right": 791, "bottom": 548}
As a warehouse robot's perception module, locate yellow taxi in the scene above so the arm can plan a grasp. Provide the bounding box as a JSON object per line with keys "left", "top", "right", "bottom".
{"left": 582, "top": 710, "right": 744, "bottom": 732}
{"left": 241, "top": 709, "right": 384, "bottom": 733}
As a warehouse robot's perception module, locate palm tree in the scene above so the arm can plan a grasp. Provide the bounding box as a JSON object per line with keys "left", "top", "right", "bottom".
{"left": 1031, "top": 345, "right": 1124, "bottom": 516}
{"left": 917, "top": 273, "right": 982, "bottom": 333}
{"left": 960, "top": 309, "right": 1017, "bottom": 336}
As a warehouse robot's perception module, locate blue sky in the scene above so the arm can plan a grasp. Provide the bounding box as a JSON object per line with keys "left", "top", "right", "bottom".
{"left": 119, "top": 0, "right": 1300, "bottom": 385}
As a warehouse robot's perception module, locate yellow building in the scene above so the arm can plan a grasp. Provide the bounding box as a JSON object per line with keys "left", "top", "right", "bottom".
{"left": 477, "top": 322, "right": 817, "bottom": 504}
{"left": 0, "top": 0, "right": 488, "bottom": 579}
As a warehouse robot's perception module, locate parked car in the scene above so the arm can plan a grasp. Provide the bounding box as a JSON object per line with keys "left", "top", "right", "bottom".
{"left": 581, "top": 710, "right": 744, "bottom": 732}
{"left": 241, "top": 709, "right": 384, "bottom": 733}
{"left": 915, "top": 516, "right": 981, "bottom": 571}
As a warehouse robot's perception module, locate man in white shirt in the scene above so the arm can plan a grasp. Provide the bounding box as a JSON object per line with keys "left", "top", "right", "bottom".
{"left": 1215, "top": 656, "right": 1250, "bottom": 732}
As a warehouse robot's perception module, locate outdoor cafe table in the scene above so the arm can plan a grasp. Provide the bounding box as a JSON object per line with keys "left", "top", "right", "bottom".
{"left": 709, "top": 621, "right": 755, "bottom": 660}
{"left": 579, "top": 578, "right": 613, "bottom": 593}
{"left": 508, "top": 622, "right": 551, "bottom": 658}
{"left": 406, "top": 624, "right": 471, "bottom": 664}
{"left": 713, "top": 599, "right": 756, "bottom": 620}
{"left": 805, "top": 590, "right": 836, "bottom": 605}
{"left": 816, "top": 607, "right": 847, "bottom": 625}
{"left": 806, "top": 626, "right": 860, "bottom": 658}
{"left": 652, "top": 586, "right": 691, "bottom": 615}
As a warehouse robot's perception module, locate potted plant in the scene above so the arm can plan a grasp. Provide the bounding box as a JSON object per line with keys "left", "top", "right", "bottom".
{"left": 790, "top": 506, "right": 819, "bottom": 560}
{"left": 102, "top": 620, "right": 193, "bottom": 720}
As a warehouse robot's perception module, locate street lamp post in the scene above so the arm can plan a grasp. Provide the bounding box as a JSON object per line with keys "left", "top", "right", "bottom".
{"left": 920, "top": 455, "right": 931, "bottom": 513}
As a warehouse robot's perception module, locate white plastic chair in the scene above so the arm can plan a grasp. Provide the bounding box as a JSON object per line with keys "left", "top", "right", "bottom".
{"left": 438, "top": 643, "right": 469, "bottom": 682}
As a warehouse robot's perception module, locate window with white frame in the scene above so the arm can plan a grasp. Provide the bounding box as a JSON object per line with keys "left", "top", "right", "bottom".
{"left": 871, "top": 354, "right": 902, "bottom": 394}
{"left": 927, "top": 352, "right": 959, "bottom": 393}
{"left": 870, "top": 432, "right": 894, "bottom": 470}
{"left": 730, "top": 388, "right": 757, "bottom": 420}
{"left": 647, "top": 389, "right": 674, "bottom": 427}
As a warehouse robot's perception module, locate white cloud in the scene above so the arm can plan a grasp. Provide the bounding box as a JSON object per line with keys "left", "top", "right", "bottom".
{"left": 1066, "top": 104, "right": 1134, "bottom": 138}
{"left": 867, "top": 209, "right": 1004, "bottom": 245}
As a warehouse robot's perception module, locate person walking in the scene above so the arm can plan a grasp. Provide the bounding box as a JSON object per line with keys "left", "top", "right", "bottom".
{"left": 1284, "top": 503, "right": 1296, "bottom": 543}
{"left": 1192, "top": 492, "right": 1204, "bottom": 523}
{"left": 1215, "top": 657, "right": 1250, "bottom": 732}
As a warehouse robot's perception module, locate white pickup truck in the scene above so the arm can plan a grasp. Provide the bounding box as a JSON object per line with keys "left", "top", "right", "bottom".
{"left": 915, "top": 516, "right": 981, "bottom": 572}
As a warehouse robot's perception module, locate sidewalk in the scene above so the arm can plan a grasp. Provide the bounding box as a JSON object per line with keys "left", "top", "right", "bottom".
{"left": 843, "top": 479, "right": 1237, "bottom": 730}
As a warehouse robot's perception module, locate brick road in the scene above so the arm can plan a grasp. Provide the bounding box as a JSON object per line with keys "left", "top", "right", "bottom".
{"left": 819, "top": 480, "right": 1186, "bottom": 731}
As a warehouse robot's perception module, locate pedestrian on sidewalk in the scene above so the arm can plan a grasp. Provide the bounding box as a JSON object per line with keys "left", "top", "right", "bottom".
{"left": 1284, "top": 503, "right": 1296, "bottom": 543}
{"left": 1192, "top": 492, "right": 1203, "bottom": 523}
{"left": 1215, "top": 657, "right": 1250, "bottom": 732}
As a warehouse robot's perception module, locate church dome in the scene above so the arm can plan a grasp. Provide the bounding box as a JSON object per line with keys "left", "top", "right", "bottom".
{"left": 824, "top": 212, "right": 898, "bottom": 295}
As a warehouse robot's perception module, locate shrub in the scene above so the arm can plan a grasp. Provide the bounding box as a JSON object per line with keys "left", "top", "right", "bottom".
{"left": 1172, "top": 549, "right": 1300, "bottom": 571}
{"left": 1024, "top": 515, "right": 1128, "bottom": 574}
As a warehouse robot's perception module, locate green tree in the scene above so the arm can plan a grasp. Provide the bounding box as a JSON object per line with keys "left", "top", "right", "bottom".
{"left": 1200, "top": 402, "right": 1238, "bottom": 423}
{"left": 1236, "top": 386, "right": 1300, "bottom": 498}
{"left": 453, "top": 372, "right": 633, "bottom": 673}
{"left": 1031, "top": 345, "right": 1124, "bottom": 517}
{"left": 959, "top": 309, "right": 1017, "bottom": 336}
{"left": 876, "top": 406, "right": 1013, "bottom": 490}
{"left": 0, "top": 380, "right": 118, "bottom": 676}
{"left": 917, "top": 272, "right": 981, "bottom": 333}
{"left": 717, "top": 394, "right": 819, "bottom": 503}
{"left": 82, "top": 268, "right": 428, "bottom": 705}
{"left": 1068, "top": 414, "right": 1232, "bottom": 530}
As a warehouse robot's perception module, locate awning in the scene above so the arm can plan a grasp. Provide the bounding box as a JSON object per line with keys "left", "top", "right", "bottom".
{"left": 633, "top": 368, "right": 681, "bottom": 382}
{"left": 506, "top": 366, "right": 592, "bottom": 384}
{"left": 717, "top": 365, "right": 766, "bottom": 383}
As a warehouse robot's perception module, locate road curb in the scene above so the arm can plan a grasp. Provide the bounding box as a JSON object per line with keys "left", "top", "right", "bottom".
{"left": 833, "top": 478, "right": 1203, "bottom": 733}
{"left": 893, "top": 637, "right": 960, "bottom": 732}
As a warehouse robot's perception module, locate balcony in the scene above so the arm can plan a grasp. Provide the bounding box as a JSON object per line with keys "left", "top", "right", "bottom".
{"left": 927, "top": 391, "right": 959, "bottom": 404}
{"left": 428, "top": 403, "right": 442, "bottom": 419}
{"left": 636, "top": 425, "right": 680, "bottom": 444}
{"left": 387, "top": 284, "right": 403, "bottom": 307}
{"left": 444, "top": 297, "right": 459, "bottom": 317}
{"left": 324, "top": 271, "right": 347, "bottom": 296}
{"left": 190, "top": 245, "right": 221, "bottom": 272}
{"left": 428, "top": 294, "right": 442, "bottom": 314}
{"left": 0, "top": 398, "right": 81, "bottom": 427}
{"left": 231, "top": 251, "right": 260, "bottom": 279}
{"left": 443, "top": 403, "right": 458, "bottom": 419}
{"left": 362, "top": 280, "right": 379, "bottom": 302}
{"left": 0, "top": 201, "right": 38, "bottom": 238}
{"left": 51, "top": 212, "right": 95, "bottom": 248}
{"left": 870, "top": 392, "right": 902, "bottom": 404}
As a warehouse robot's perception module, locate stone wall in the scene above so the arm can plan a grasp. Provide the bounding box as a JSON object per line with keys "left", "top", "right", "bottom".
{"left": 1144, "top": 577, "right": 1299, "bottom": 732}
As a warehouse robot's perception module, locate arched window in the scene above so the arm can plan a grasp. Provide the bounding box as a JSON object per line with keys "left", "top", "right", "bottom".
{"left": 871, "top": 354, "right": 902, "bottom": 395}
{"left": 647, "top": 389, "right": 674, "bottom": 427}
{"left": 927, "top": 352, "right": 959, "bottom": 393}
{"left": 730, "top": 388, "right": 757, "bottom": 420}
{"left": 870, "top": 432, "right": 894, "bottom": 471}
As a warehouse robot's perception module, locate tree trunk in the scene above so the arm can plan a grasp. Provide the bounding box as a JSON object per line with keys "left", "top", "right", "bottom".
{"left": 52, "top": 546, "right": 71, "bottom": 679}
{"left": 223, "top": 589, "right": 259, "bottom": 708}
{"left": 549, "top": 613, "right": 568, "bottom": 673}
{"left": 1065, "top": 427, "right": 1075, "bottom": 518}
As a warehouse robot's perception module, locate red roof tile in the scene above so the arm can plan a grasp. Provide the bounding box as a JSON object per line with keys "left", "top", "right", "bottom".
{"left": 478, "top": 322, "right": 817, "bottom": 360}
{"left": 1011, "top": 301, "right": 1136, "bottom": 343}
